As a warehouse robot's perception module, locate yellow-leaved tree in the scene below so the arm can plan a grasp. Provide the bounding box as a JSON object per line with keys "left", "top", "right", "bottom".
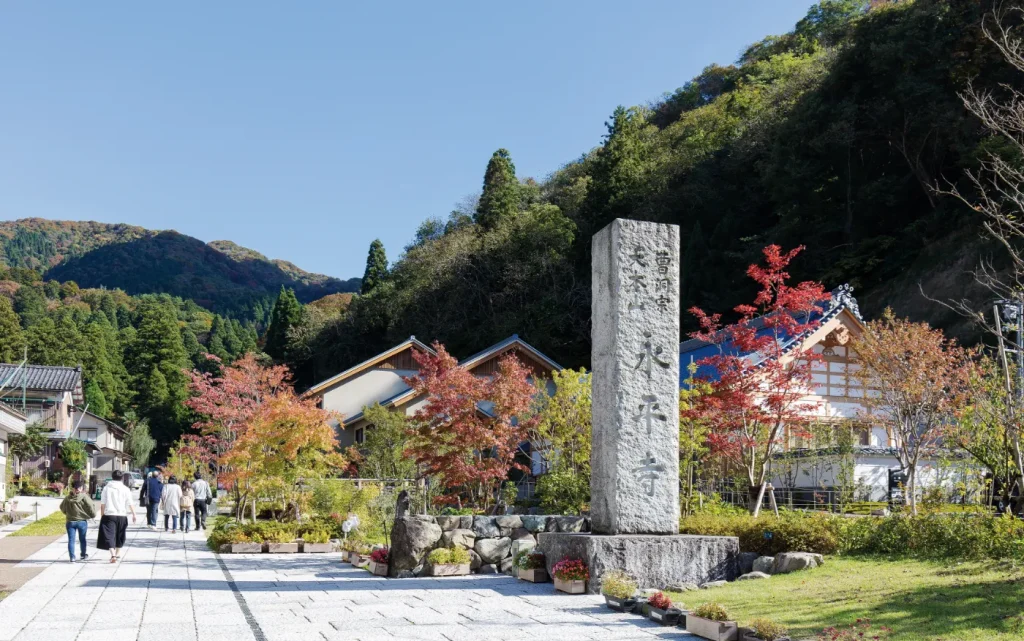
{"left": 531, "top": 368, "right": 591, "bottom": 515}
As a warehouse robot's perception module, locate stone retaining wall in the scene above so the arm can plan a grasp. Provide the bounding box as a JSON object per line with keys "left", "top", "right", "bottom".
{"left": 389, "top": 515, "right": 591, "bottom": 578}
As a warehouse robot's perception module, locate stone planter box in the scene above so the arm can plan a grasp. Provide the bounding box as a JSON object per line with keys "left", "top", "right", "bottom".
{"left": 266, "top": 542, "right": 299, "bottom": 554}
{"left": 230, "top": 543, "right": 263, "bottom": 554}
{"left": 302, "top": 543, "right": 332, "bottom": 553}
{"left": 554, "top": 577, "right": 586, "bottom": 594}
{"left": 518, "top": 568, "right": 548, "bottom": 583}
{"left": 368, "top": 561, "right": 389, "bottom": 576}
{"left": 429, "top": 563, "right": 471, "bottom": 577}
{"left": 647, "top": 606, "right": 682, "bottom": 626}
{"left": 686, "top": 615, "right": 738, "bottom": 641}
{"left": 353, "top": 554, "right": 370, "bottom": 568}
{"left": 604, "top": 595, "right": 636, "bottom": 612}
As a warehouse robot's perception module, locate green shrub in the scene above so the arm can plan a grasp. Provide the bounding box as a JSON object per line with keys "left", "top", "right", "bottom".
{"left": 600, "top": 569, "right": 637, "bottom": 599}
{"left": 514, "top": 549, "right": 545, "bottom": 570}
{"left": 693, "top": 602, "right": 730, "bottom": 621}
{"left": 427, "top": 547, "right": 470, "bottom": 565}
{"left": 679, "top": 512, "right": 844, "bottom": 555}
{"left": 844, "top": 513, "right": 1024, "bottom": 559}
{"left": 749, "top": 617, "right": 788, "bottom": 641}
{"left": 301, "top": 529, "right": 330, "bottom": 544}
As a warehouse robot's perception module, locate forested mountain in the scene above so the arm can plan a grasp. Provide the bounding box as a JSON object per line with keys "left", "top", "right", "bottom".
{"left": 0, "top": 218, "right": 360, "bottom": 323}
{"left": 283, "top": 0, "right": 1015, "bottom": 387}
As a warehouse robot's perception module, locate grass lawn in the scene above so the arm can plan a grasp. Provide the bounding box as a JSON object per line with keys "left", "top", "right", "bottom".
{"left": 666, "top": 556, "right": 1024, "bottom": 641}
{"left": 9, "top": 511, "right": 67, "bottom": 537}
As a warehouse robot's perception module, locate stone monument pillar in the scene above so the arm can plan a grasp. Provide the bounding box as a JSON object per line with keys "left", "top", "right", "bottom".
{"left": 591, "top": 218, "right": 680, "bottom": 535}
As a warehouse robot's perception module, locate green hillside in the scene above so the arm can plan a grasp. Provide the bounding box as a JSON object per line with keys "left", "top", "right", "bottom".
{"left": 0, "top": 218, "right": 360, "bottom": 322}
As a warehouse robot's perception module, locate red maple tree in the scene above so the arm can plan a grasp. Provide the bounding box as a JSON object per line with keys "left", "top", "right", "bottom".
{"left": 404, "top": 342, "right": 535, "bottom": 510}
{"left": 689, "top": 245, "right": 830, "bottom": 514}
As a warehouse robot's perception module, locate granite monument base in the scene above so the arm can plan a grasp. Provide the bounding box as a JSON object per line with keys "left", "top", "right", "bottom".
{"left": 538, "top": 532, "right": 739, "bottom": 594}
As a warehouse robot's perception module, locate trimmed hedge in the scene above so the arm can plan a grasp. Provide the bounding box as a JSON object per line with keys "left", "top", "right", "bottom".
{"left": 680, "top": 512, "right": 844, "bottom": 555}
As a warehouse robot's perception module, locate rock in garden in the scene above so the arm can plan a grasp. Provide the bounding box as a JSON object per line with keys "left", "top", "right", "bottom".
{"left": 495, "top": 515, "right": 522, "bottom": 530}
{"left": 413, "top": 564, "right": 428, "bottom": 577}
{"left": 701, "top": 580, "right": 728, "bottom": 589}
{"left": 440, "top": 528, "right": 476, "bottom": 550}
{"left": 458, "top": 515, "right": 473, "bottom": 529}
{"left": 666, "top": 582, "right": 700, "bottom": 592}
{"left": 499, "top": 557, "right": 515, "bottom": 574}
{"left": 737, "top": 571, "right": 770, "bottom": 580}
{"left": 752, "top": 556, "right": 775, "bottom": 574}
{"left": 469, "top": 549, "right": 483, "bottom": 571}
{"left": 436, "top": 516, "right": 462, "bottom": 531}
{"left": 738, "top": 552, "right": 758, "bottom": 575}
{"left": 472, "top": 516, "right": 501, "bottom": 538}
{"left": 474, "top": 537, "right": 512, "bottom": 564}
{"left": 389, "top": 517, "right": 442, "bottom": 574}
{"left": 510, "top": 527, "right": 535, "bottom": 542}
{"left": 478, "top": 563, "right": 498, "bottom": 574}
{"left": 397, "top": 570, "right": 415, "bottom": 579}
{"left": 520, "top": 515, "right": 551, "bottom": 533}
{"left": 552, "top": 516, "right": 586, "bottom": 533}
{"left": 773, "top": 552, "right": 823, "bottom": 574}
{"left": 411, "top": 514, "right": 437, "bottom": 524}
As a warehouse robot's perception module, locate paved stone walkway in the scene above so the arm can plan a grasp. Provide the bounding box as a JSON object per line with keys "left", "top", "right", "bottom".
{"left": 0, "top": 520, "right": 696, "bottom": 641}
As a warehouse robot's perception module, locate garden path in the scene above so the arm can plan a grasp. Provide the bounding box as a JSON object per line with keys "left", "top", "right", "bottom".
{"left": 0, "top": 520, "right": 697, "bottom": 641}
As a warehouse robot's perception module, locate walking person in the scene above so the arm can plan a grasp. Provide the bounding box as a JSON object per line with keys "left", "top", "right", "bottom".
{"left": 97, "top": 470, "right": 136, "bottom": 563}
{"left": 192, "top": 471, "right": 212, "bottom": 531}
{"left": 161, "top": 476, "right": 183, "bottom": 533}
{"left": 144, "top": 471, "right": 164, "bottom": 530}
{"left": 60, "top": 480, "right": 96, "bottom": 563}
{"left": 179, "top": 480, "right": 195, "bottom": 534}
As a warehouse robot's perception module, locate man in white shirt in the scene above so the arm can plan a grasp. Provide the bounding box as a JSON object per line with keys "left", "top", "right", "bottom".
{"left": 97, "top": 470, "right": 137, "bottom": 563}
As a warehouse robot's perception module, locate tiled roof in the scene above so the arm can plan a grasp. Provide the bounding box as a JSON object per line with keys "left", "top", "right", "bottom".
{"left": 458, "top": 335, "right": 563, "bottom": 372}
{"left": 0, "top": 363, "right": 82, "bottom": 393}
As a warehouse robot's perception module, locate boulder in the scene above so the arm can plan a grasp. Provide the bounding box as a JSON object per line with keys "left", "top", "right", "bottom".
{"left": 411, "top": 514, "right": 437, "bottom": 524}
{"left": 458, "top": 515, "right": 473, "bottom": 529}
{"left": 495, "top": 515, "right": 523, "bottom": 530}
{"left": 737, "top": 571, "right": 771, "bottom": 581}
{"left": 469, "top": 549, "right": 483, "bottom": 571}
{"left": 552, "top": 516, "right": 587, "bottom": 533}
{"left": 440, "top": 528, "right": 476, "bottom": 550}
{"left": 521, "top": 515, "right": 551, "bottom": 533}
{"left": 511, "top": 527, "right": 535, "bottom": 542}
{"left": 701, "top": 580, "right": 728, "bottom": 589}
{"left": 413, "top": 564, "right": 428, "bottom": 577}
{"left": 397, "top": 570, "right": 415, "bottom": 579}
{"left": 474, "top": 537, "right": 512, "bottom": 564}
{"left": 478, "top": 564, "right": 498, "bottom": 575}
{"left": 499, "top": 557, "right": 515, "bottom": 575}
{"left": 738, "top": 552, "right": 758, "bottom": 575}
{"left": 752, "top": 556, "right": 775, "bottom": 574}
{"left": 666, "top": 582, "right": 700, "bottom": 592}
{"left": 472, "top": 516, "right": 501, "bottom": 538}
{"left": 773, "top": 552, "right": 823, "bottom": 574}
{"left": 389, "top": 517, "right": 442, "bottom": 575}
{"left": 436, "top": 516, "right": 463, "bottom": 531}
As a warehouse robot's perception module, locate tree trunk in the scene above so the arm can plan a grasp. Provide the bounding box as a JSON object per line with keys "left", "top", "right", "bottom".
{"left": 749, "top": 483, "right": 767, "bottom": 517}
{"left": 907, "top": 466, "right": 918, "bottom": 516}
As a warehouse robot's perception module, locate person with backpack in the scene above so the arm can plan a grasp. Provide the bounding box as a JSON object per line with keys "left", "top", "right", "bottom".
{"left": 143, "top": 471, "right": 164, "bottom": 529}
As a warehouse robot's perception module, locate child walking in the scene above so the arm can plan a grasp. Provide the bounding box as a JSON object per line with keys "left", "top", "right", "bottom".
{"left": 180, "top": 480, "right": 195, "bottom": 533}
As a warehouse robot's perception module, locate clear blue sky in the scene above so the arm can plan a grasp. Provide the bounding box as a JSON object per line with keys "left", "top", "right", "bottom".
{"left": 0, "top": 2, "right": 814, "bottom": 279}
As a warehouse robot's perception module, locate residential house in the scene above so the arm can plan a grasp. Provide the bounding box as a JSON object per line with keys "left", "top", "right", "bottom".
{"left": 679, "top": 285, "right": 968, "bottom": 504}
{"left": 0, "top": 403, "right": 26, "bottom": 499}
{"left": 304, "top": 334, "right": 563, "bottom": 480}
{"left": 72, "top": 408, "right": 132, "bottom": 492}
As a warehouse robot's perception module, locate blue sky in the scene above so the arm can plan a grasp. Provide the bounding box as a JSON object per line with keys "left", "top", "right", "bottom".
{"left": 0, "top": 2, "right": 814, "bottom": 279}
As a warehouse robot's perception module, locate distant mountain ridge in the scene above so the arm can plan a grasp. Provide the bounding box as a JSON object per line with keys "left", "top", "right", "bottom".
{"left": 0, "top": 218, "right": 360, "bottom": 321}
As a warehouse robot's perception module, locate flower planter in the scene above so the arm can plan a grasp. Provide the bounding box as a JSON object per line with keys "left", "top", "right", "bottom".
{"left": 553, "top": 577, "right": 586, "bottom": 594}
{"left": 647, "top": 606, "right": 683, "bottom": 626}
{"left": 518, "top": 568, "right": 548, "bottom": 583}
{"left": 368, "top": 560, "right": 389, "bottom": 576}
{"left": 266, "top": 542, "right": 299, "bottom": 554}
{"left": 302, "top": 542, "right": 332, "bottom": 553}
{"left": 430, "top": 563, "right": 471, "bottom": 577}
{"left": 353, "top": 554, "right": 370, "bottom": 568}
{"left": 604, "top": 595, "right": 636, "bottom": 612}
{"left": 230, "top": 543, "right": 263, "bottom": 554}
{"left": 629, "top": 597, "right": 648, "bottom": 615}
{"left": 686, "top": 614, "right": 739, "bottom": 641}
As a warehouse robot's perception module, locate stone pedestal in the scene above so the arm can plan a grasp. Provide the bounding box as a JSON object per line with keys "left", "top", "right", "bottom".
{"left": 538, "top": 532, "right": 738, "bottom": 595}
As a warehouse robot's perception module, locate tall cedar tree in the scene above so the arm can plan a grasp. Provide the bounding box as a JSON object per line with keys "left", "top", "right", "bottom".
{"left": 689, "top": 245, "right": 830, "bottom": 515}
{"left": 853, "top": 310, "right": 971, "bottom": 515}
{"left": 474, "top": 149, "right": 520, "bottom": 230}
{"left": 265, "top": 287, "right": 302, "bottom": 360}
{"left": 0, "top": 297, "right": 25, "bottom": 362}
{"left": 360, "top": 239, "right": 388, "bottom": 295}
{"left": 404, "top": 342, "right": 535, "bottom": 510}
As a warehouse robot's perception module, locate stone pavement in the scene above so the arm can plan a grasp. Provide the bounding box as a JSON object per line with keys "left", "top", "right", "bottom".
{"left": 0, "top": 519, "right": 698, "bottom": 641}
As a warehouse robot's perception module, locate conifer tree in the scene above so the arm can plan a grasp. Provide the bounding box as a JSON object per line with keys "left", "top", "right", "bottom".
{"left": 265, "top": 287, "right": 302, "bottom": 361}
{"left": 0, "top": 297, "right": 25, "bottom": 362}
{"left": 360, "top": 239, "right": 389, "bottom": 295}
{"left": 475, "top": 149, "right": 520, "bottom": 230}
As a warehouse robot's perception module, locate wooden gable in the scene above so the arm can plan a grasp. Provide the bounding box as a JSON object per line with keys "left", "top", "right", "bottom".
{"left": 467, "top": 345, "right": 554, "bottom": 378}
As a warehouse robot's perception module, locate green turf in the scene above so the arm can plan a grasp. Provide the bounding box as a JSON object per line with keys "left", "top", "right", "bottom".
{"left": 9, "top": 511, "right": 68, "bottom": 537}
{"left": 666, "top": 556, "right": 1024, "bottom": 641}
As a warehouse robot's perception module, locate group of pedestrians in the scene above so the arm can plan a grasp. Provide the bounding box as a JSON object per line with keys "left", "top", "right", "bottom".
{"left": 58, "top": 468, "right": 214, "bottom": 563}
{"left": 140, "top": 470, "right": 212, "bottom": 533}
{"left": 59, "top": 469, "right": 136, "bottom": 563}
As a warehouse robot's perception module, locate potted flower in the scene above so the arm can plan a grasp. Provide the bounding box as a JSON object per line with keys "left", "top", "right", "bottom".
{"left": 551, "top": 558, "right": 589, "bottom": 594}
{"left": 368, "top": 547, "right": 389, "bottom": 577}
{"left": 645, "top": 592, "right": 683, "bottom": 626}
{"left": 600, "top": 570, "right": 637, "bottom": 612}
{"left": 741, "top": 618, "right": 790, "bottom": 641}
{"left": 426, "top": 547, "right": 471, "bottom": 576}
{"left": 687, "top": 602, "right": 738, "bottom": 641}
{"left": 515, "top": 550, "right": 548, "bottom": 583}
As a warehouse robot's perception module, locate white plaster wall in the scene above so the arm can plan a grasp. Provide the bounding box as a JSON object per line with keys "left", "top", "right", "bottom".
{"left": 321, "top": 369, "right": 418, "bottom": 420}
